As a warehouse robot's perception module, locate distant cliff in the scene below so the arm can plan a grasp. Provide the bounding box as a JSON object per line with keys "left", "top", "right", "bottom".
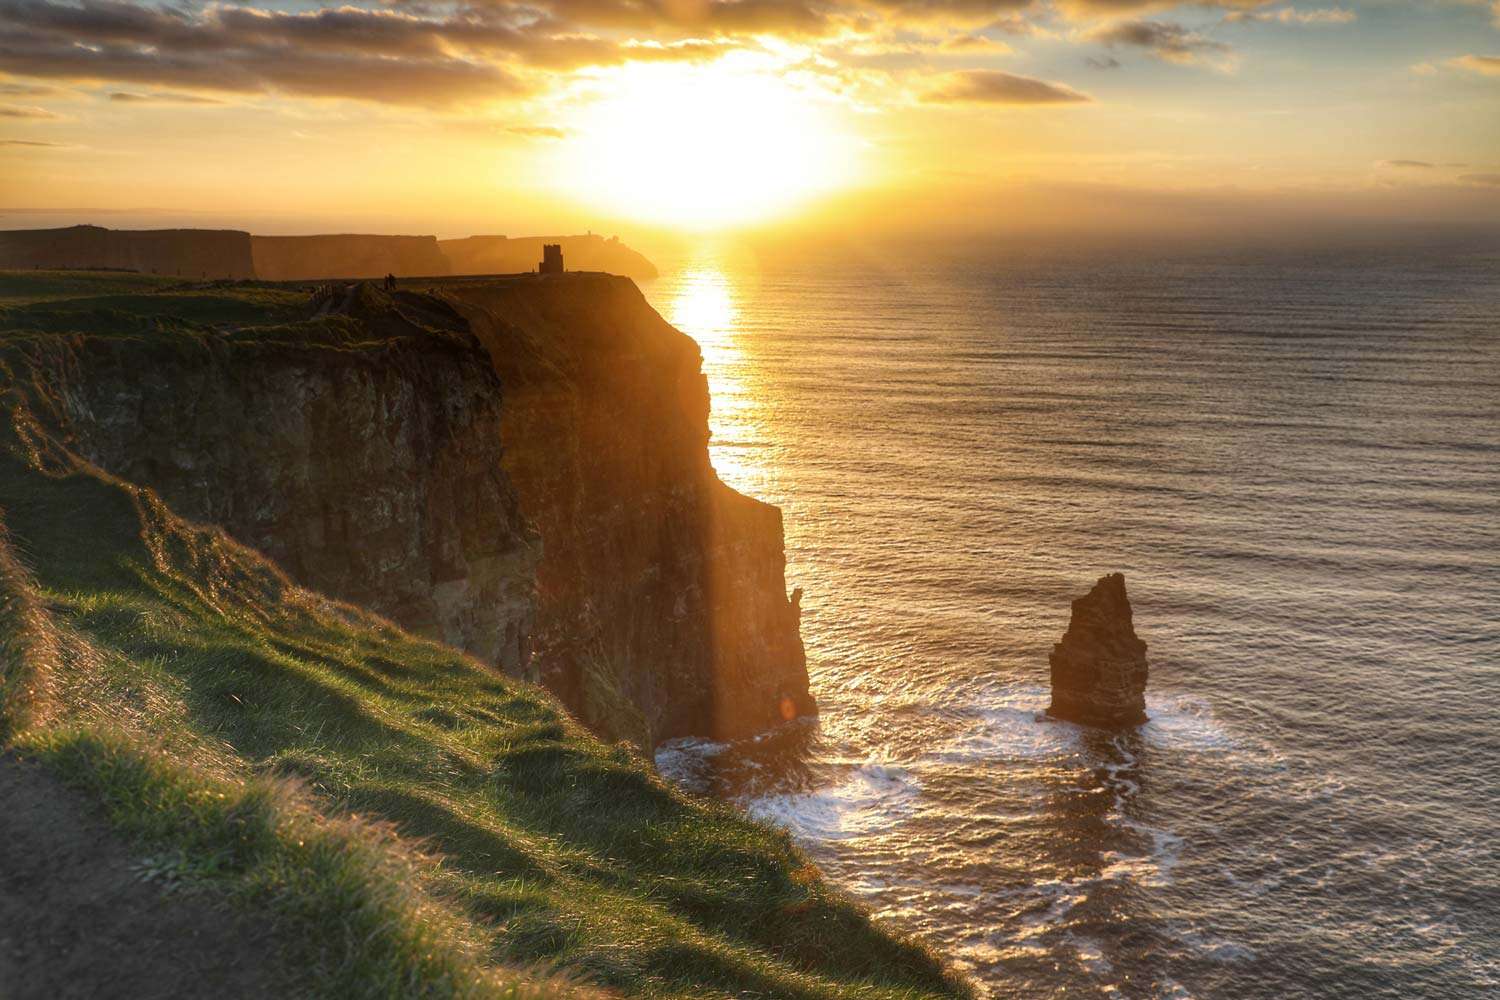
{"left": 0, "top": 226, "right": 658, "bottom": 282}
{"left": 0, "top": 271, "right": 807, "bottom": 746}
{"left": 0, "top": 225, "right": 254, "bottom": 278}
{"left": 440, "top": 235, "right": 658, "bottom": 281}
{"left": 251, "top": 234, "right": 450, "bottom": 280}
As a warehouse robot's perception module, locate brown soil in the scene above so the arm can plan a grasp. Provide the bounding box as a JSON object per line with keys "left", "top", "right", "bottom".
{"left": 0, "top": 756, "right": 297, "bottom": 999}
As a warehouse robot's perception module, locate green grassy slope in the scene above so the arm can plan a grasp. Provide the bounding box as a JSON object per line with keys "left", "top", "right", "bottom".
{"left": 0, "top": 272, "right": 970, "bottom": 1000}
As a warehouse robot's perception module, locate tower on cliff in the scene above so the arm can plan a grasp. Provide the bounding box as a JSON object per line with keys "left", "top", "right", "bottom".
{"left": 539, "top": 244, "right": 564, "bottom": 275}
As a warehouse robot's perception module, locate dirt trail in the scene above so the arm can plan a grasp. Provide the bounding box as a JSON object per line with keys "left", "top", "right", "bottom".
{"left": 0, "top": 756, "right": 295, "bottom": 999}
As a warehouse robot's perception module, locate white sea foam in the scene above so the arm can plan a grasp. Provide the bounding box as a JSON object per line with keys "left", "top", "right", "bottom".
{"left": 742, "top": 762, "right": 919, "bottom": 841}
{"left": 652, "top": 736, "right": 728, "bottom": 793}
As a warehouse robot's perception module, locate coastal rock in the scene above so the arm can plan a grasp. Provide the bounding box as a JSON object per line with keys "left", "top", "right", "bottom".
{"left": 1046, "top": 573, "right": 1149, "bottom": 728}
{"left": 445, "top": 274, "right": 811, "bottom": 745}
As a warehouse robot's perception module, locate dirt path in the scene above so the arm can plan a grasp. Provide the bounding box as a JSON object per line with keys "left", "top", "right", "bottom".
{"left": 0, "top": 756, "right": 296, "bottom": 999}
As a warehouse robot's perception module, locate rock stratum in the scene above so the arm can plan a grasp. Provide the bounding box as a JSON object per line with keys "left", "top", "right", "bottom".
{"left": 1046, "top": 572, "right": 1149, "bottom": 728}
{"left": 0, "top": 226, "right": 658, "bottom": 282}
{"left": 0, "top": 269, "right": 808, "bottom": 747}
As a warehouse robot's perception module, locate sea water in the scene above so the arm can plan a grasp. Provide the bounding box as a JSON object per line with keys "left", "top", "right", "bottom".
{"left": 643, "top": 240, "right": 1500, "bottom": 999}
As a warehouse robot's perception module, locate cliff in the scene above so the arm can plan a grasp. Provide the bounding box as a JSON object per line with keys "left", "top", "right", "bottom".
{"left": 0, "top": 226, "right": 660, "bottom": 283}
{"left": 8, "top": 281, "right": 537, "bottom": 673}
{"left": 0, "top": 269, "right": 809, "bottom": 747}
{"left": 440, "top": 234, "right": 659, "bottom": 281}
{"left": 0, "top": 342, "right": 965, "bottom": 996}
{"left": 251, "top": 234, "right": 449, "bottom": 280}
{"left": 0, "top": 225, "right": 255, "bottom": 278}
{"left": 442, "top": 274, "right": 810, "bottom": 744}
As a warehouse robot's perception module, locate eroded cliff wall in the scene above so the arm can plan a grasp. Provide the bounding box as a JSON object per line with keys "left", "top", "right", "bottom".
{"left": 443, "top": 274, "right": 810, "bottom": 745}
{"left": 251, "top": 234, "right": 450, "bottom": 280}
{"left": 2, "top": 273, "right": 809, "bottom": 746}
{"left": 4, "top": 287, "right": 538, "bottom": 671}
{"left": 0, "top": 225, "right": 255, "bottom": 278}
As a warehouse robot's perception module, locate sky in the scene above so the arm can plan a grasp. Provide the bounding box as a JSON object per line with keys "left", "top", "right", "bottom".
{"left": 2, "top": 0, "right": 1499, "bottom": 242}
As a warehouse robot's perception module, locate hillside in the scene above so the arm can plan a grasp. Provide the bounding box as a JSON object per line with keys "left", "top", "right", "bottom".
{"left": 0, "top": 270, "right": 969, "bottom": 1000}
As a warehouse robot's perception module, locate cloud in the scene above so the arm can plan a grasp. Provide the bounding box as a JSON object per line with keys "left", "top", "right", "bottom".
{"left": 0, "top": 82, "right": 55, "bottom": 96}
{"left": 1087, "top": 55, "right": 1122, "bottom": 69}
{"left": 1056, "top": 0, "right": 1274, "bottom": 16}
{"left": 1379, "top": 159, "right": 1435, "bottom": 169}
{"left": 1449, "top": 54, "right": 1500, "bottom": 76}
{"left": 941, "top": 33, "right": 1013, "bottom": 53}
{"left": 0, "top": 137, "right": 64, "bottom": 145}
{"left": 922, "top": 69, "right": 1092, "bottom": 104}
{"left": 109, "top": 90, "right": 222, "bottom": 104}
{"left": 0, "top": 0, "right": 748, "bottom": 107}
{"left": 0, "top": 103, "right": 59, "bottom": 118}
{"left": 0, "top": 1, "right": 529, "bottom": 105}
{"left": 1224, "top": 6, "right": 1355, "bottom": 24}
{"left": 983, "top": 14, "right": 1041, "bottom": 36}
{"left": 1460, "top": 173, "right": 1500, "bottom": 187}
{"left": 1089, "top": 20, "right": 1234, "bottom": 67}
{"left": 508, "top": 124, "right": 567, "bottom": 139}
{"left": 545, "top": 0, "right": 830, "bottom": 36}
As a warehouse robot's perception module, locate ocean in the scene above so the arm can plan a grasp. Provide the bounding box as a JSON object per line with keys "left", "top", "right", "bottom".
{"left": 642, "top": 241, "right": 1500, "bottom": 1000}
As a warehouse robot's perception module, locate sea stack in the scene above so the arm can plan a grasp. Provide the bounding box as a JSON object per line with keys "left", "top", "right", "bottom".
{"left": 1047, "top": 573, "right": 1149, "bottom": 728}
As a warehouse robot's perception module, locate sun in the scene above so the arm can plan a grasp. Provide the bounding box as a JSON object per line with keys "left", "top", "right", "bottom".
{"left": 558, "top": 58, "right": 860, "bottom": 229}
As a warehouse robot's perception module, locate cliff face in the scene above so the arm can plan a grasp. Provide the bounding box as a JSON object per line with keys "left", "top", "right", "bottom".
{"left": 440, "top": 235, "right": 659, "bottom": 281}
{"left": 6, "top": 286, "right": 538, "bottom": 672}
{"left": 444, "top": 274, "right": 810, "bottom": 744}
{"left": 251, "top": 234, "right": 449, "bottom": 280}
{"left": 1, "top": 272, "right": 809, "bottom": 747}
{"left": 0, "top": 225, "right": 255, "bottom": 278}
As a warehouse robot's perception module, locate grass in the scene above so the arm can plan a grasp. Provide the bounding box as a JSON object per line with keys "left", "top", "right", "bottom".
{"left": 0, "top": 268, "right": 306, "bottom": 327}
{"left": 0, "top": 272, "right": 971, "bottom": 1000}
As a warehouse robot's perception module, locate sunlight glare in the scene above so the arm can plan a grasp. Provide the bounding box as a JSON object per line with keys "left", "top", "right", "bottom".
{"left": 667, "top": 263, "right": 770, "bottom": 495}
{"left": 562, "top": 59, "right": 858, "bottom": 229}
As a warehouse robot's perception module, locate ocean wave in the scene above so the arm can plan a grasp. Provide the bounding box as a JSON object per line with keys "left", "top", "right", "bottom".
{"left": 742, "top": 762, "right": 919, "bottom": 841}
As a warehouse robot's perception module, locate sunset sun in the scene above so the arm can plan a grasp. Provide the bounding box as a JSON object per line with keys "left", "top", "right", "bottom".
{"left": 560, "top": 60, "right": 860, "bottom": 229}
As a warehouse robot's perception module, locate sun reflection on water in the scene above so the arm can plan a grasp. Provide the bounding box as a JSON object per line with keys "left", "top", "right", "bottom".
{"left": 665, "top": 262, "right": 771, "bottom": 498}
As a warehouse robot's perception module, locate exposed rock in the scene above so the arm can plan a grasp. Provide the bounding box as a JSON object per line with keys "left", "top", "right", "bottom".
{"left": 1047, "top": 573, "right": 1149, "bottom": 728}
{"left": 251, "top": 234, "right": 449, "bottom": 280}
{"left": 443, "top": 274, "right": 811, "bottom": 745}
{"left": 6, "top": 284, "right": 538, "bottom": 673}
{"left": 0, "top": 224, "right": 254, "bottom": 278}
